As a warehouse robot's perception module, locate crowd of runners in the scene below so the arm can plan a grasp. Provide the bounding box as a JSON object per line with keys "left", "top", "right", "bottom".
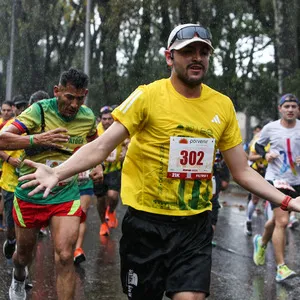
{"left": 0, "top": 23, "right": 300, "bottom": 300}
{"left": 0, "top": 69, "right": 126, "bottom": 299}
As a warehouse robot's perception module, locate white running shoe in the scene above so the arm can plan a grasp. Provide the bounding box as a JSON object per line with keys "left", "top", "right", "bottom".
{"left": 9, "top": 269, "right": 26, "bottom": 300}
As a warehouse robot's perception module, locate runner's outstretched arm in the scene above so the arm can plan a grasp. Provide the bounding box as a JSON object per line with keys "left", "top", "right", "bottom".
{"left": 19, "top": 121, "right": 129, "bottom": 197}
{"left": 0, "top": 125, "right": 69, "bottom": 150}
{"left": 222, "top": 144, "right": 300, "bottom": 212}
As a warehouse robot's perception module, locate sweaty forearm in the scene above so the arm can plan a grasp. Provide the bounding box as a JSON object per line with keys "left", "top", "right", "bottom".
{"left": 55, "top": 139, "right": 110, "bottom": 181}
{"left": 0, "top": 132, "right": 31, "bottom": 150}
{"left": 233, "top": 167, "right": 285, "bottom": 205}
{"left": 224, "top": 144, "right": 286, "bottom": 207}
{"left": 54, "top": 121, "right": 129, "bottom": 181}
{"left": 0, "top": 150, "right": 10, "bottom": 162}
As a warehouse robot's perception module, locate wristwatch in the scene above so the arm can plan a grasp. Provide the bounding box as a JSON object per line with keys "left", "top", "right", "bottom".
{"left": 280, "top": 195, "right": 292, "bottom": 211}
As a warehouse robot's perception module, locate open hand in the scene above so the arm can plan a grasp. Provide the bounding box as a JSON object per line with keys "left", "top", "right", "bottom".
{"left": 265, "top": 152, "right": 279, "bottom": 163}
{"left": 288, "top": 197, "right": 300, "bottom": 212}
{"left": 8, "top": 157, "right": 22, "bottom": 168}
{"left": 34, "top": 128, "right": 69, "bottom": 148}
{"left": 18, "top": 159, "right": 60, "bottom": 198}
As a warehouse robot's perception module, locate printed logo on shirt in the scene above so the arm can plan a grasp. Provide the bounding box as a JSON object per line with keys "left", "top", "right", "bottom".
{"left": 69, "top": 136, "right": 84, "bottom": 144}
{"left": 175, "top": 124, "right": 214, "bottom": 138}
{"left": 211, "top": 115, "right": 221, "bottom": 124}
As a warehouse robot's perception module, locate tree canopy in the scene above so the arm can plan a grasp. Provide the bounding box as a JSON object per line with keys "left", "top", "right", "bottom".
{"left": 0, "top": 0, "right": 299, "bottom": 125}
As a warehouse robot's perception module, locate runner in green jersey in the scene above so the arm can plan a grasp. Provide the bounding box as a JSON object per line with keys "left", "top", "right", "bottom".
{"left": 0, "top": 68, "right": 98, "bottom": 300}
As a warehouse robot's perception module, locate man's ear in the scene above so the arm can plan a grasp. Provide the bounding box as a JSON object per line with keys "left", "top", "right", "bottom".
{"left": 165, "top": 50, "right": 173, "bottom": 67}
{"left": 53, "top": 85, "right": 59, "bottom": 97}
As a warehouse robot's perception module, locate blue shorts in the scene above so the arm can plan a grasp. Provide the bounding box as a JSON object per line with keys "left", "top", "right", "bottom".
{"left": 78, "top": 178, "right": 94, "bottom": 196}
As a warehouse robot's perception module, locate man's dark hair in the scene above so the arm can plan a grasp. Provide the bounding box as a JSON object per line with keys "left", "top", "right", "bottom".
{"left": 13, "top": 94, "right": 26, "bottom": 105}
{"left": 59, "top": 68, "right": 89, "bottom": 89}
{"left": 2, "top": 100, "right": 14, "bottom": 107}
{"left": 254, "top": 125, "right": 262, "bottom": 131}
{"left": 29, "top": 90, "right": 50, "bottom": 105}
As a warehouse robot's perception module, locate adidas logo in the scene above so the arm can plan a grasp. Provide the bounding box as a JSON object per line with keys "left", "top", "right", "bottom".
{"left": 211, "top": 115, "right": 221, "bottom": 124}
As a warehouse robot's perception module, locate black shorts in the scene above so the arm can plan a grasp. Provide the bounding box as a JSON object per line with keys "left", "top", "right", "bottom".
{"left": 268, "top": 181, "right": 300, "bottom": 210}
{"left": 2, "top": 189, "right": 14, "bottom": 229}
{"left": 93, "top": 170, "right": 121, "bottom": 197}
{"left": 120, "top": 207, "right": 213, "bottom": 299}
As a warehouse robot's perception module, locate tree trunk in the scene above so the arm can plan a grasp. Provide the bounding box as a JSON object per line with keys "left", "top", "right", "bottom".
{"left": 273, "top": 0, "right": 298, "bottom": 94}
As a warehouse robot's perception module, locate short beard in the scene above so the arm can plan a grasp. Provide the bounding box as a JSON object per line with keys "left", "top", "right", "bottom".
{"left": 177, "top": 72, "right": 204, "bottom": 88}
{"left": 173, "top": 61, "right": 207, "bottom": 88}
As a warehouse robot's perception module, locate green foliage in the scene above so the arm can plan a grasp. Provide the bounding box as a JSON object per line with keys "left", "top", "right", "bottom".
{"left": 0, "top": 0, "right": 298, "bottom": 124}
{"left": 282, "top": 69, "right": 300, "bottom": 99}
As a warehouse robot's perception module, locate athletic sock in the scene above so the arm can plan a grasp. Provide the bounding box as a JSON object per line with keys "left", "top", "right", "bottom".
{"left": 247, "top": 200, "right": 256, "bottom": 221}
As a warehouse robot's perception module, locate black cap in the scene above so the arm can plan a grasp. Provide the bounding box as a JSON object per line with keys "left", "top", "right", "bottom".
{"left": 13, "top": 95, "right": 28, "bottom": 106}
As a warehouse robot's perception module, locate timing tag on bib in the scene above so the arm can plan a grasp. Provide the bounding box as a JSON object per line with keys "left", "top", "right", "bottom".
{"left": 167, "top": 137, "right": 215, "bottom": 180}
{"left": 78, "top": 170, "right": 91, "bottom": 182}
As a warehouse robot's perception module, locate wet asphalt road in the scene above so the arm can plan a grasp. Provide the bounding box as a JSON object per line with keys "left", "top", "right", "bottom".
{"left": 1, "top": 189, "right": 300, "bottom": 300}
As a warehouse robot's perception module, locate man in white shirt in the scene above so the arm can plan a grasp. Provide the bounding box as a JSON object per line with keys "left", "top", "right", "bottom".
{"left": 253, "top": 93, "right": 300, "bottom": 282}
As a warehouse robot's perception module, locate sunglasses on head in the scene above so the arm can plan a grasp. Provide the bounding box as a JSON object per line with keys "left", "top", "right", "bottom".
{"left": 100, "top": 105, "right": 113, "bottom": 113}
{"left": 169, "top": 26, "right": 212, "bottom": 48}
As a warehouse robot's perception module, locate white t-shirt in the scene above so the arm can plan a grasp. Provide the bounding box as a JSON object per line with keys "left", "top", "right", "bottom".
{"left": 257, "top": 119, "right": 300, "bottom": 185}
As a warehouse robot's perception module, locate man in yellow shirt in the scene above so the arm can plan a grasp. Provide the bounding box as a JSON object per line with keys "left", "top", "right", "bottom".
{"left": 17, "top": 24, "right": 300, "bottom": 299}
{"left": 0, "top": 98, "right": 29, "bottom": 263}
{"left": 0, "top": 101, "right": 15, "bottom": 231}
{"left": 244, "top": 129, "right": 270, "bottom": 236}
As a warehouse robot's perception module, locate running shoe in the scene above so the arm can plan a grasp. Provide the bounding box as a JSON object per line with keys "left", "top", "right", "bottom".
{"left": 253, "top": 234, "right": 266, "bottom": 266}
{"left": 99, "top": 222, "right": 110, "bottom": 236}
{"left": 25, "top": 266, "right": 33, "bottom": 290}
{"left": 3, "top": 239, "right": 16, "bottom": 259}
{"left": 107, "top": 211, "right": 118, "bottom": 228}
{"left": 74, "top": 248, "right": 86, "bottom": 265}
{"left": 288, "top": 215, "right": 299, "bottom": 229}
{"left": 244, "top": 221, "right": 252, "bottom": 236}
{"left": 9, "top": 269, "right": 26, "bottom": 300}
{"left": 276, "top": 264, "right": 296, "bottom": 282}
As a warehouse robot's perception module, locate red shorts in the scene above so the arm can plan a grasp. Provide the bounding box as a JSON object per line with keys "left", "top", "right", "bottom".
{"left": 13, "top": 197, "right": 86, "bottom": 228}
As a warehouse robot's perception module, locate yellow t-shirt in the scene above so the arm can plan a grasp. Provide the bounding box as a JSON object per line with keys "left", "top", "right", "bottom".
{"left": 249, "top": 135, "right": 270, "bottom": 171}
{"left": 0, "top": 119, "right": 24, "bottom": 192}
{"left": 0, "top": 118, "right": 4, "bottom": 172}
{"left": 113, "top": 78, "right": 242, "bottom": 216}
{"left": 97, "top": 123, "right": 123, "bottom": 173}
